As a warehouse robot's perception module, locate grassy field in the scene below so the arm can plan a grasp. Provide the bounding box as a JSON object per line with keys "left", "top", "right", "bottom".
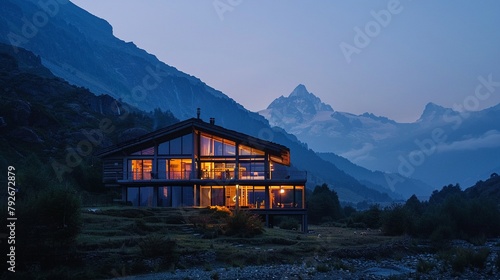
{"left": 68, "top": 206, "right": 402, "bottom": 279}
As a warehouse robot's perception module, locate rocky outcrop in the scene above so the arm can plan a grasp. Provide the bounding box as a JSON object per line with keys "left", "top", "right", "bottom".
{"left": 8, "top": 127, "right": 43, "bottom": 143}
{"left": 10, "top": 100, "right": 31, "bottom": 126}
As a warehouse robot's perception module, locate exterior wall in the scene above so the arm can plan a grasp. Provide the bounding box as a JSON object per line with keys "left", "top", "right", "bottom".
{"left": 102, "top": 158, "right": 124, "bottom": 183}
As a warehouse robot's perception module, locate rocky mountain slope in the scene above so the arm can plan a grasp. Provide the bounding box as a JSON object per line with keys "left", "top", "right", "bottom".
{"left": 0, "top": 43, "right": 178, "bottom": 185}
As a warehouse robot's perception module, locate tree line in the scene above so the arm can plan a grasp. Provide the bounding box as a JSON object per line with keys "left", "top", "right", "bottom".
{"left": 307, "top": 179, "right": 500, "bottom": 244}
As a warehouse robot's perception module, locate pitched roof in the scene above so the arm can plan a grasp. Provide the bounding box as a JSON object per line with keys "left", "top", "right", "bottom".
{"left": 95, "top": 118, "right": 290, "bottom": 164}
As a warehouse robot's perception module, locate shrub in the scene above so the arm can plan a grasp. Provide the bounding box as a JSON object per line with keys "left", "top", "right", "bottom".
{"left": 225, "top": 211, "right": 263, "bottom": 237}
{"left": 416, "top": 259, "right": 436, "bottom": 273}
{"left": 209, "top": 205, "right": 232, "bottom": 217}
{"left": 451, "top": 248, "right": 470, "bottom": 273}
{"left": 451, "top": 248, "right": 490, "bottom": 273}
{"left": 16, "top": 185, "right": 82, "bottom": 268}
{"left": 316, "top": 263, "right": 330, "bottom": 272}
{"left": 382, "top": 204, "right": 409, "bottom": 236}
{"left": 496, "top": 252, "right": 500, "bottom": 269}
{"left": 307, "top": 184, "right": 342, "bottom": 224}
{"left": 278, "top": 216, "right": 300, "bottom": 230}
{"left": 138, "top": 234, "right": 177, "bottom": 261}
{"left": 430, "top": 224, "right": 454, "bottom": 245}
{"left": 469, "top": 248, "right": 490, "bottom": 269}
{"left": 211, "top": 272, "right": 220, "bottom": 280}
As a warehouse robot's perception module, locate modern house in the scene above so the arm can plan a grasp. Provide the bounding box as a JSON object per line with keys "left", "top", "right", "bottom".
{"left": 97, "top": 115, "right": 307, "bottom": 231}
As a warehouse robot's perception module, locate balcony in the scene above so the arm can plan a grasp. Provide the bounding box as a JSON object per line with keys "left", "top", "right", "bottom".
{"left": 103, "top": 170, "right": 307, "bottom": 184}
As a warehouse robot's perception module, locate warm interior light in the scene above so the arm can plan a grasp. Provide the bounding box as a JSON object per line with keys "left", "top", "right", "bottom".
{"left": 280, "top": 187, "right": 285, "bottom": 194}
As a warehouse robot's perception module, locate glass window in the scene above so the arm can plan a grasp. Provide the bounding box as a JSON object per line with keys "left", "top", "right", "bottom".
{"left": 239, "top": 161, "right": 265, "bottom": 179}
{"left": 158, "top": 141, "right": 169, "bottom": 155}
{"left": 270, "top": 186, "right": 280, "bottom": 209}
{"left": 182, "top": 134, "right": 193, "bottom": 154}
{"left": 239, "top": 145, "right": 251, "bottom": 156}
{"left": 252, "top": 148, "right": 265, "bottom": 156}
{"left": 171, "top": 186, "right": 182, "bottom": 207}
{"left": 130, "top": 159, "right": 152, "bottom": 180}
{"left": 169, "top": 159, "right": 192, "bottom": 179}
{"left": 201, "top": 134, "right": 236, "bottom": 156}
{"left": 239, "top": 145, "right": 264, "bottom": 156}
{"left": 200, "top": 186, "right": 211, "bottom": 207}
{"left": 132, "top": 147, "right": 154, "bottom": 155}
{"left": 157, "top": 160, "right": 168, "bottom": 179}
{"left": 214, "top": 138, "right": 223, "bottom": 156}
{"left": 238, "top": 185, "right": 251, "bottom": 208}
{"left": 212, "top": 186, "right": 224, "bottom": 206}
{"left": 201, "top": 162, "right": 214, "bottom": 179}
{"left": 201, "top": 135, "right": 212, "bottom": 156}
{"left": 127, "top": 187, "right": 139, "bottom": 206}
{"left": 170, "top": 137, "right": 182, "bottom": 154}
{"left": 158, "top": 186, "right": 171, "bottom": 207}
{"left": 223, "top": 141, "right": 236, "bottom": 156}
{"left": 202, "top": 162, "right": 235, "bottom": 180}
{"left": 182, "top": 187, "right": 194, "bottom": 206}
{"left": 294, "top": 186, "right": 304, "bottom": 209}
{"left": 276, "top": 186, "right": 294, "bottom": 208}
{"left": 252, "top": 186, "right": 266, "bottom": 209}
{"left": 169, "top": 159, "right": 181, "bottom": 179}
{"left": 140, "top": 187, "right": 154, "bottom": 207}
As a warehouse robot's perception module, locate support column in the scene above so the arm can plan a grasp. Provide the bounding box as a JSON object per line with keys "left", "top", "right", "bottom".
{"left": 302, "top": 214, "right": 308, "bottom": 233}
{"left": 152, "top": 186, "right": 158, "bottom": 207}
{"left": 122, "top": 186, "right": 127, "bottom": 203}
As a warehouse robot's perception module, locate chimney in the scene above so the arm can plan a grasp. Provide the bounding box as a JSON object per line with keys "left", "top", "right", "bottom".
{"left": 209, "top": 117, "right": 215, "bottom": 125}
{"left": 197, "top": 108, "right": 200, "bottom": 119}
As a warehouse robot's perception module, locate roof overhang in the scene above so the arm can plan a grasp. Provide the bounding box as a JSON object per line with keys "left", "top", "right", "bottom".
{"left": 96, "top": 118, "right": 291, "bottom": 165}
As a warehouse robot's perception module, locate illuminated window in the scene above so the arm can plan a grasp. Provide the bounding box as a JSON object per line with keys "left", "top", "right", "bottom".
{"left": 294, "top": 186, "right": 305, "bottom": 209}
{"left": 200, "top": 134, "right": 235, "bottom": 156}
{"left": 200, "top": 186, "right": 211, "bottom": 207}
{"left": 270, "top": 186, "right": 294, "bottom": 208}
{"left": 251, "top": 186, "right": 266, "bottom": 208}
{"left": 239, "top": 145, "right": 264, "bottom": 156}
{"left": 130, "top": 159, "right": 152, "bottom": 180}
{"left": 169, "top": 159, "right": 192, "bottom": 179}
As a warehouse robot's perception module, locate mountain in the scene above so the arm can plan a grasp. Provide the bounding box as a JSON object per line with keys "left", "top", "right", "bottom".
{"left": 0, "top": 42, "right": 179, "bottom": 186}
{"left": 317, "top": 152, "right": 432, "bottom": 199}
{"left": 260, "top": 85, "right": 500, "bottom": 192}
{"left": 464, "top": 172, "right": 500, "bottom": 200}
{"left": 0, "top": 1, "right": 393, "bottom": 203}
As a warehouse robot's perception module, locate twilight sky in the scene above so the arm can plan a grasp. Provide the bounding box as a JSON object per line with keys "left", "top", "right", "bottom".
{"left": 70, "top": 0, "right": 500, "bottom": 122}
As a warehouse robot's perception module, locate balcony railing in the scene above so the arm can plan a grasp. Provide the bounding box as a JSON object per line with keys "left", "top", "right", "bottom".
{"left": 104, "top": 170, "right": 307, "bottom": 182}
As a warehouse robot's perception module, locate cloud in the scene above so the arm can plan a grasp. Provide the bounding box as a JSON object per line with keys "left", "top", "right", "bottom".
{"left": 341, "top": 142, "right": 375, "bottom": 163}
{"left": 436, "top": 130, "right": 500, "bottom": 152}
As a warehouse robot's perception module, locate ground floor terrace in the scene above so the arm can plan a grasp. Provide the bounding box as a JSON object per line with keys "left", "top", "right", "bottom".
{"left": 118, "top": 183, "right": 307, "bottom": 232}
